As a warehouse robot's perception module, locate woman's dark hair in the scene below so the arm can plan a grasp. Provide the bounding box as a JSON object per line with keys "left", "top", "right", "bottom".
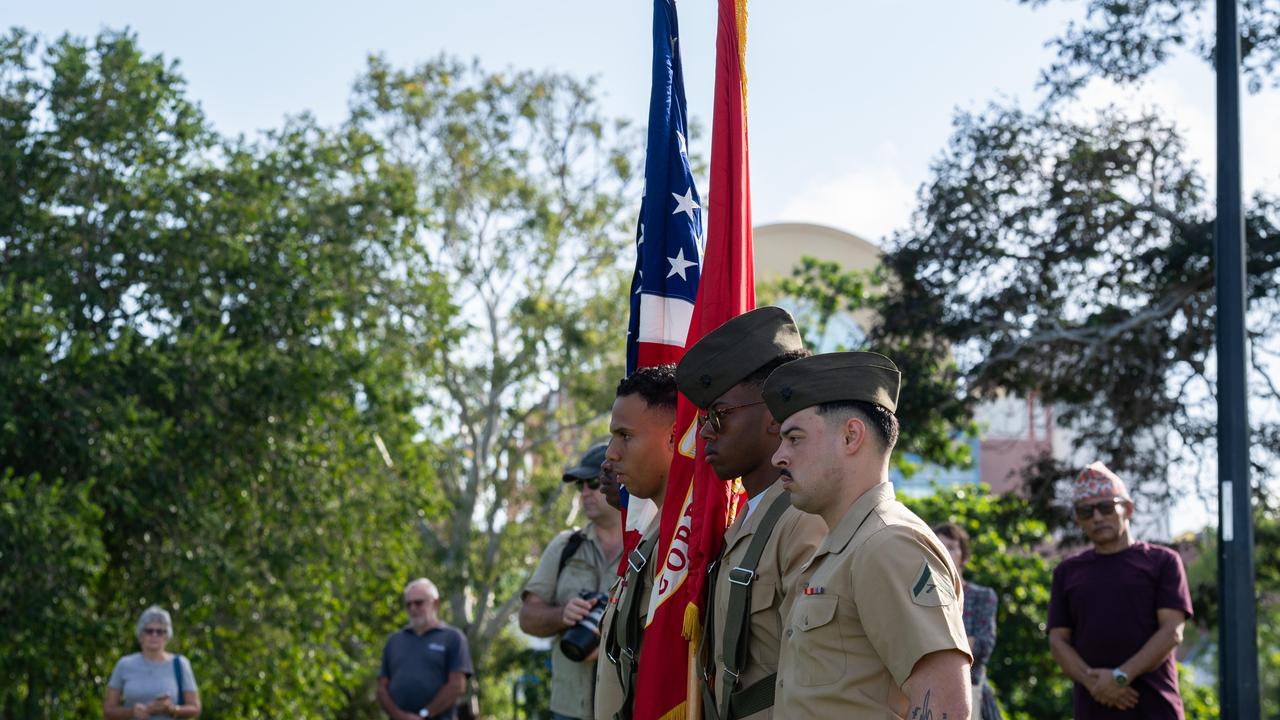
{"left": 616, "top": 364, "right": 678, "bottom": 410}
{"left": 932, "top": 522, "right": 971, "bottom": 564}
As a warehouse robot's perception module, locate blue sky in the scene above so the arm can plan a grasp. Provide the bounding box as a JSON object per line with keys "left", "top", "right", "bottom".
{"left": 13, "top": 1, "right": 1280, "bottom": 533}
{"left": 21, "top": 0, "right": 1276, "bottom": 243}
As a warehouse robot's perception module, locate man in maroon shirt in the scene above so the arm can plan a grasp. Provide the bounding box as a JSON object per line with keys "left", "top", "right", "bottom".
{"left": 1048, "top": 462, "right": 1194, "bottom": 719}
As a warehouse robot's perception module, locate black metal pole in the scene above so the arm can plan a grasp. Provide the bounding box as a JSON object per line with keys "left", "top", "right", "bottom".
{"left": 1215, "top": 0, "right": 1260, "bottom": 717}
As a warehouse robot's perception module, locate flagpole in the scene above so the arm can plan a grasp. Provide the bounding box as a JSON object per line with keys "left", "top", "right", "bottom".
{"left": 1214, "top": 0, "right": 1261, "bottom": 716}
{"left": 686, "top": 638, "right": 701, "bottom": 719}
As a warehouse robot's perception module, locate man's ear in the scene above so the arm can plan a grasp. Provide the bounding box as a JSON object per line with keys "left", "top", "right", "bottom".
{"left": 668, "top": 421, "right": 677, "bottom": 449}
{"left": 842, "top": 416, "right": 868, "bottom": 455}
{"left": 765, "top": 418, "right": 781, "bottom": 436}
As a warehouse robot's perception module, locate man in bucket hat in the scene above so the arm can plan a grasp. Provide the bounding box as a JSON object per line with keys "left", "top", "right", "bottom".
{"left": 1048, "top": 462, "right": 1194, "bottom": 719}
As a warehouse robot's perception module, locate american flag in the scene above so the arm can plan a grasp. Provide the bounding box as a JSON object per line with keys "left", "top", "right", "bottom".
{"left": 617, "top": 0, "right": 702, "bottom": 577}
{"left": 626, "top": 0, "right": 702, "bottom": 374}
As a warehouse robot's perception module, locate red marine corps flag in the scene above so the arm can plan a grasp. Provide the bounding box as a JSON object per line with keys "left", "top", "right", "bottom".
{"left": 633, "top": 0, "right": 755, "bottom": 717}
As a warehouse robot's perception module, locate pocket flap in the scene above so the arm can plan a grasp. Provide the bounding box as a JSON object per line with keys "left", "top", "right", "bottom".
{"left": 794, "top": 596, "right": 838, "bottom": 631}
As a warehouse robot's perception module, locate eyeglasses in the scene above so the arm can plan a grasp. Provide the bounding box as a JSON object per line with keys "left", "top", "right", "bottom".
{"left": 574, "top": 477, "right": 602, "bottom": 491}
{"left": 1074, "top": 498, "right": 1127, "bottom": 520}
{"left": 142, "top": 627, "right": 168, "bottom": 637}
{"left": 697, "top": 400, "right": 766, "bottom": 434}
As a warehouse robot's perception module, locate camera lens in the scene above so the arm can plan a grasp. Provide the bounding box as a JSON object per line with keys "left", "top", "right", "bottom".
{"left": 560, "top": 591, "right": 609, "bottom": 662}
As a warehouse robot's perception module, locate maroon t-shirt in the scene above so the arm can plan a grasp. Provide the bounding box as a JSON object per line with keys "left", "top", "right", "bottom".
{"left": 1048, "top": 541, "right": 1193, "bottom": 720}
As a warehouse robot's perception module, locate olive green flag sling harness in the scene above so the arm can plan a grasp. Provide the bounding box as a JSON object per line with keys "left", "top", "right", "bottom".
{"left": 605, "top": 529, "right": 661, "bottom": 720}
{"left": 701, "top": 490, "right": 793, "bottom": 720}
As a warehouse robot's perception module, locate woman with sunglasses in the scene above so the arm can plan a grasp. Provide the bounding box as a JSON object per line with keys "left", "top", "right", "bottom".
{"left": 104, "top": 606, "right": 200, "bottom": 719}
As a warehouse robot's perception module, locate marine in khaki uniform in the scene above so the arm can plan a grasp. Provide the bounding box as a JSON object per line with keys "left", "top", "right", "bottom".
{"left": 673, "top": 306, "right": 826, "bottom": 720}
{"left": 762, "top": 353, "right": 974, "bottom": 720}
{"left": 593, "top": 365, "right": 678, "bottom": 720}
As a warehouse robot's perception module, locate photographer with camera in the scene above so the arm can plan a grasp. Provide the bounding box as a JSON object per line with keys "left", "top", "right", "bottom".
{"left": 520, "top": 442, "right": 624, "bottom": 720}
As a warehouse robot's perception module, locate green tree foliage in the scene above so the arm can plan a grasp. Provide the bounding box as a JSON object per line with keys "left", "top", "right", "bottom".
{"left": 1182, "top": 506, "right": 1280, "bottom": 717}
{"left": 1018, "top": 0, "right": 1280, "bottom": 97}
{"left": 759, "top": 258, "right": 977, "bottom": 473}
{"left": 347, "top": 55, "right": 638, "bottom": 708}
{"left": 904, "top": 484, "right": 1221, "bottom": 719}
{"left": 0, "top": 28, "right": 452, "bottom": 719}
{"left": 902, "top": 484, "right": 1071, "bottom": 719}
{"left": 874, "top": 102, "right": 1280, "bottom": 509}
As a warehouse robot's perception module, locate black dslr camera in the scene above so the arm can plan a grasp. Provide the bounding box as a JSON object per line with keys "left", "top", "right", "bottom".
{"left": 559, "top": 591, "right": 609, "bottom": 662}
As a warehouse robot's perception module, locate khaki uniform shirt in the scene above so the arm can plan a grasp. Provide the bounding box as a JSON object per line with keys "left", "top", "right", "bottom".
{"left": 524, "top": 523, "right": 622, "bottom": 720}
{"left": 708, "top": 481, "right": 826, "bottom": 720}
{"left": 775, "top": 483, "right": 971, "bottom": 720}
{"left": 594, "top": 518, "right": 659, "bottom": 720}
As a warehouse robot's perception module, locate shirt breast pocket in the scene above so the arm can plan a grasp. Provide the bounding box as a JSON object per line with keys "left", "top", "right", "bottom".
{"left": 792, "top": 595, "right": 845, "bottom": 686}
{"left": 557, "top": 560, "right": 600, "bottom": 602}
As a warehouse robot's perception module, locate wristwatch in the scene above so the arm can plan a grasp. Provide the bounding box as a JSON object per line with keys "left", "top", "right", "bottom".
{"left": 1112, "top": 668, "right": 1130, "bottom": 686}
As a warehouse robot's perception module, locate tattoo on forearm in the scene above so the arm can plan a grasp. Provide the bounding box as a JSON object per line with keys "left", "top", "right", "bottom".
{"left": 909, "top": 689, "right": 949, "bottom": 720}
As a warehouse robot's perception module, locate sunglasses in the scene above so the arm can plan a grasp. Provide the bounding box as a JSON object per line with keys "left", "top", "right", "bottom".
{"left": 142, "top": 627, "right": 168, "bottom": 637}
{"left": 574, "top": 476, "right": 602, "bottom": 491}
{"left": 405, "top": 599, "right": 430, "bottom": 608}
{"left": 1074, "top": 497, "right": 1127, "bottom": 520}
{"left": 697, "top": 400, "right": 766, "bottom": 434}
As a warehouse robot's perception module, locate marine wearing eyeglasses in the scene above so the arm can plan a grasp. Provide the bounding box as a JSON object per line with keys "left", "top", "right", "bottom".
{"left": 1048, "top": 463, "right": 1194, "bottom": 720}
{"left": 519, "top": 442, "right": 624, "bottom": 720}
{"left": 674, "top": 306, "right": 826, "bottom": 720}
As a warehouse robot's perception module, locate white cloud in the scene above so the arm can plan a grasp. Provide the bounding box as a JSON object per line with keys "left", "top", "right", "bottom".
{"left": 767, "top": 147, "right": 917, "bottom": 243}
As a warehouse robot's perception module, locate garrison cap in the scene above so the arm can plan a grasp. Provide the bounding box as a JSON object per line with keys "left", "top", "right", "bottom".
{"left": 762, "top": 351, "right": 901, "bottom": 421}
{"left": 562, "top": 442, "right": 608, "bottom": 482}
{"left": 675, "top": 306, "right": 804, "bottom": 408}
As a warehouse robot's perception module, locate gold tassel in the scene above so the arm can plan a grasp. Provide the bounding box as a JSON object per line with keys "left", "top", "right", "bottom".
{"left": 682, "top": 601, "right": 702, "bottom": 641}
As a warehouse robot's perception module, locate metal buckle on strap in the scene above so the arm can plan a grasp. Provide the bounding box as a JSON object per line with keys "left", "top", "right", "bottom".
{"left": 628, "top": 548, "right": 649, "bottom": 575}
{"left": 606, "top": 645, "right": 619, "bottom": 664}
{"left": 724, "top": 666, "right": 741, "bottom": 682}
{"left": 621, "top": 646, "right": 637, "bottom": 662}
{"left": 728, "top": 566, "right": 756, "bottom": 586}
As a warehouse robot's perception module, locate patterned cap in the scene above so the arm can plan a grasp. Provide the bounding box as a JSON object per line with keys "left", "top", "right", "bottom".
{"left": 1072, "top": 462, "right": 1130, "bottom": 502}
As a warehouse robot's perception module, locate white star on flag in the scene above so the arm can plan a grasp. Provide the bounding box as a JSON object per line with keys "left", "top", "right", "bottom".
{"left": 676, "top": 130, "right": 688, "bottom": 157}
{"left": 666, "top": 248, "right": 697, "bottom": 280}
{"left": 671, "top": 187, "right": 699, "bottom": 222}
{"left": 637, "top": 222, "right": 645, "bottom": 247}
{"left": 635, "top": 270, "right": 644, "bottom": 293}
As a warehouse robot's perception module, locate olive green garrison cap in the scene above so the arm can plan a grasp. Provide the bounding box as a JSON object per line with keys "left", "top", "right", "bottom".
{"left": 761, "top": 351, "right": 901, "bottom": 421}
{"left": 675, "top": 306, "right": 804, "bottom": 408}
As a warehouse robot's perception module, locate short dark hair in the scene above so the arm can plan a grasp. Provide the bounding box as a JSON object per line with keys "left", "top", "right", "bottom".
{"left": 932, "top": 522, "right": 971, "bottom": 563}
{"left": 741, "top": 349, "right": 812, "bottom": 387}
{"left": 815, "top": 400, "right": 899, "bottom": 451}
{"left": 616, "top": 364, "right": 678, "bottom": 410}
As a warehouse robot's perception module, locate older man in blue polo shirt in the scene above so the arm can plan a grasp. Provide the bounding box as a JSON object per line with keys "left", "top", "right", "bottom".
{"left": 377, "top": 578, "right": 474, "bottom": 720}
